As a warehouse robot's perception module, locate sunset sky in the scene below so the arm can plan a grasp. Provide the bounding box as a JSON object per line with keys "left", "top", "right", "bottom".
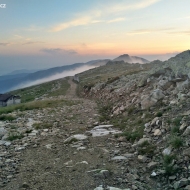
{"left": 0, "top": 0, "right": 190, "bottom": 75}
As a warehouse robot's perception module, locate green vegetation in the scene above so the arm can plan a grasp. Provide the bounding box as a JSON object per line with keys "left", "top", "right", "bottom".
{"left": 173, "top": 117, "right": 181, "bottom": 127}
{"left": 0, "top": 99, "right": 77, "bottom": 114}
{"left": 0, "top": 115, "right": 16, "bottom": 121}
{"left": 171, "top": 125, "right": 180, "bottom": 134}
{"left": 120, "top": 126, "right": 144, "bottom": 142}
{"left": 11, "top": 78, "right": 70, "bottom": 103}
{"left": 106, "top": 76, "right": 120, "bottom": 84}
{"left": 7, "top": 133, "right": 24, "bottom": 141}
{"left": 127, "top": 106, "right": 135, "bottom": 115}
{"left": 163, "top": 154, "right": 178, "bottom": 176}
{"left": 33, "top": 123, "right": 52, "bottom": 130}
{"left": 169, "top": 136, "right": 183, "bottom": 149}
{"left": 98, "top": 102, "right": 112, "bottom": 122}
{"left": 138, "top": 140, "right": 155, "bottom": 156}
{"left": 156, "top": 112, "right": 163, "bottom": 117}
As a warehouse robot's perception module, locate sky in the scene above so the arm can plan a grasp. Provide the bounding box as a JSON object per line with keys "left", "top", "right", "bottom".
{"left": 0, "top": 0, "right": 190, "bottom": 75}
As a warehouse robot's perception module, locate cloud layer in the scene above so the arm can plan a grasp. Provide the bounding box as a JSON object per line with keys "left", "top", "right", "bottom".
{"left": 10, "top": 65, "right": 96, "bottom": 91}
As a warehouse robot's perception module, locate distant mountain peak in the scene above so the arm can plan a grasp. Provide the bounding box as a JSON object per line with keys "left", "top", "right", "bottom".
{"left": 113, "top": 54, "right": 149, "bottom": 64}
{"left": 117, "top": 54, "right": 130, "bottom": 57}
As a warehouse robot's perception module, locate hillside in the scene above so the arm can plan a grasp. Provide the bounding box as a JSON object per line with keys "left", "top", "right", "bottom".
{"left": 0, "top": 59, "right": 109, "bottom": 93}
{"left": 0, "top": 50, "right": 190, "bottom": 190}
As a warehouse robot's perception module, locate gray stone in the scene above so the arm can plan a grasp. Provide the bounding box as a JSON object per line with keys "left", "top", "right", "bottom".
{"left": 183, "top": 126, "right": 190, "bottom": 136}
{"left": 0, "top": 127, "right": 7, "bottom": 139}
{"left": 183, "top": 148, "right": 190, "bottom": 157}
{"left": 180, "top": 123, "right": 187, "bottom": 131}
{"left": 185, "top": 185, "right": 190, "bottom": 190}
{"left": 137, "top": 138, "right": 151, "bottom": 145}
{"left": 111, "top": 156, "right": 127, "bottom": 160}
{"left": 141, "top": 96, "right": 157, "bottom": 110}
{"left": 144, "top": 122, "right": 150, "bottom": 127}
{"left": 88, "top": 125, "right": 121, "bottom": 137}
{"left": 4, "top": 141, "right": 11, "bottom": 146}
{"left": 158, "top": 79, "right": 172, "bottom": 90}
{"left": 151, "top": 171, "right": 157, "bottom": 177}
{"left": 151, "top": 117, "right": 159, "bottom": 126}
{"left": 64, "top": 134, "right": 88, "bottom": 143}
{"left": 138, "top": 155, "right": 147, "bottom": 162}
{"left": 151, "top": 89, "right": 165, "bottom": 100}
{"left": 163, "top": 147, "right": 172, "bottom": 156}
{"left": 123, "top": 153, "right": 134, "bottom": 158}
{"left": 147, "top": 162, "right": 158, "bottom": 169}
{"left": 154, "top": 129, "right": 162, "bottom": 136}
{"left": 174, "top": 178, "right": 189, "bottom": 189}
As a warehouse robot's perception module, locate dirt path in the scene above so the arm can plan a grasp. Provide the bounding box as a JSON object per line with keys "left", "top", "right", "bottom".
{"left": 65, "top": 77, "right": 78, "bottom": 98}
{"left": 1, "top": 78, "right": 154, "bottom": 190}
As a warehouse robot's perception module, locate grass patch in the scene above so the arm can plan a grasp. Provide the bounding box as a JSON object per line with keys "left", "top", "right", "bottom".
{"left": 171, "top": 125, "right": 180, "bottom": 134}
{"left": 121, "top": 126, "right": 144, "bottom": 142}
{"left": 110, "top": 117, "right": 127, "bottom": 129}
{"left": 163, "top": 154, "right": 178, "bottom": 176}
{"left": 0, "top": 99, "right": 77, "bottom": 114}
{"left": 33, "top": 123, "right": 52, "bottom": 130}
{"left": 98, "top": 102, "right": 112, "bottom": 122}
{"left": 173, "top": 117, "right": 181, "bottom": 127}
{"left": 127, "top": 106, "right": 135, "bottom": 115}
{"left": 167, "top": 119, "right": 172, "bottom": 125}
{"left": 7, "top": 133, "right": 24, "bottom": 141}
{"left": 0, "top": 115, "right": 16, "bottom": 121}
{"left": 169, "top": 136, "right": 183, "bottom": 149}
{"left": 138, "top": 140, "right": 156, "bottom": 156}
{"left": 156, "top": 112, "right": 163, "bottom": 117}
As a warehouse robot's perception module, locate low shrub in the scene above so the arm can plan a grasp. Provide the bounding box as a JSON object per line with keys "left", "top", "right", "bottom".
{"left": 169, "top": 136, "right": 183, "bottom": 149}
{"left": 7, "top": 134, "right": 24, "bottom": 141}
{"left": 0, "top": 115, "right": 16, "bottom": 121}
{"left": 163, "top": 154, "right": 177, "bottom": 176}
{"left": 171, "top": 126, "right": 180, "bottom": 134}
{"left": 173, "top": 117, "right": 181, "bottom": 127}
{"left": 33, "top": 123, "right": 52, "bottom": 130}
{"left": 138, "top": 140, "right": 156, "bottom": 156}
{"left": 156, "top": 112, "right": 163, "bottom": 117}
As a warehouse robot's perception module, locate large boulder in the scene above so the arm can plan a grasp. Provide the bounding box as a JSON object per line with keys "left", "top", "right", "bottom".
{"left": 176, "top": 79, "right": 190, "bottom": 91}
{"left": 141, "top": 89, "right": 165, "bottom": 109}
{"left": 158, "top": 79, "right": 173, "bottom": 90}
{"left": 141, "top": 96, "right": 157, "bottom": 110}
{"left": 151, "top": 89, "right": 165, "bottom": 100}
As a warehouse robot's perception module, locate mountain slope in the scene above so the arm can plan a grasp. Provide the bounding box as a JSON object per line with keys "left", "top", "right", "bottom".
{"left": 6, "top": 69, "right": 40, "bottom": 75}
{"left": 0, "top": 59, "right": 109, "bottom": 93}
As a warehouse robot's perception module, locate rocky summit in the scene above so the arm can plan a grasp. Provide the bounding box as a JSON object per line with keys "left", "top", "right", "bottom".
{"left": 0, "top": 51, "right": 190, "bottom": 190}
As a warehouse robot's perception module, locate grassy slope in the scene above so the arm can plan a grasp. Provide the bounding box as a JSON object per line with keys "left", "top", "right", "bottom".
{"left": 78, "top": 62, "right": 153, "bottom": 88}
{"left": 0, "top": 77, "right": 74, "bottom": 115}
{"left": 10, "top": 77, "right": 70, "bottom": 103}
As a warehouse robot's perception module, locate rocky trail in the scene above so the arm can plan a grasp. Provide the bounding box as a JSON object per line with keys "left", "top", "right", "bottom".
{"left": 1, "top": 77, "right": 150, "bottom": 190}
{"left": 1, "top": 75, "right": 190, "bottom": 190}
